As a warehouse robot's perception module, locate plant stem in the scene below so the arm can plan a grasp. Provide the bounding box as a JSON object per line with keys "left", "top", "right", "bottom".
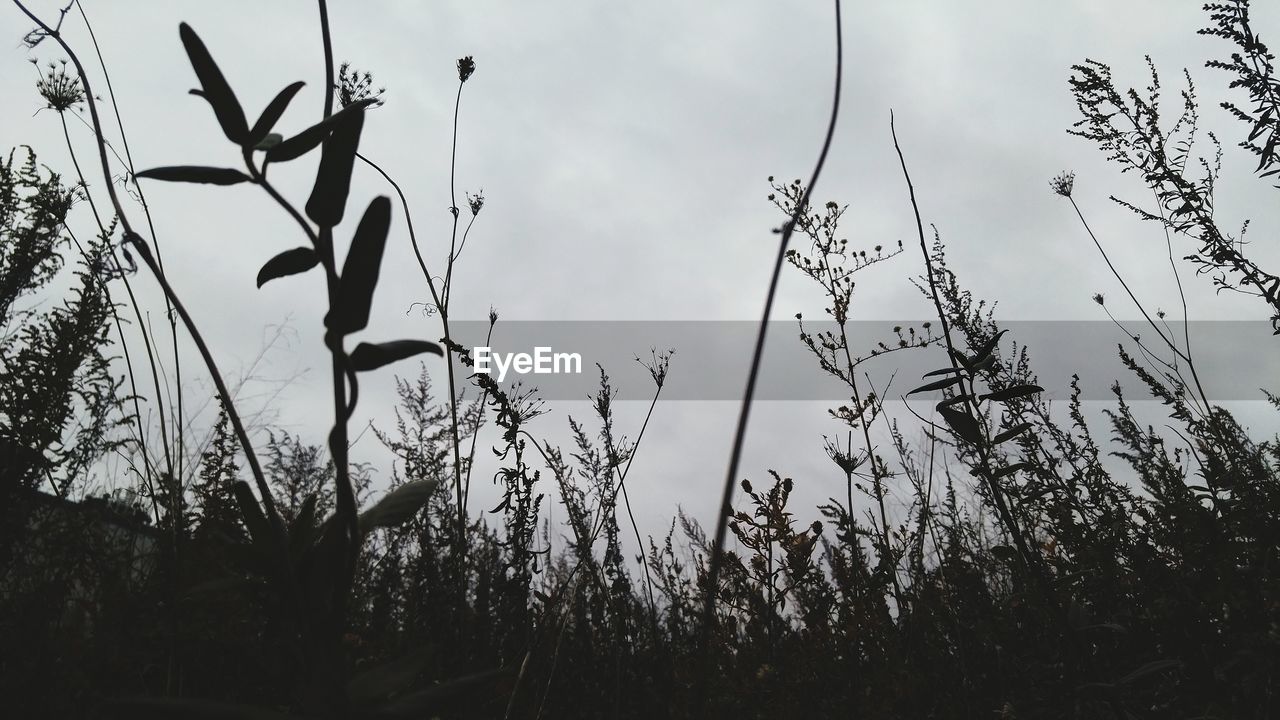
{"left": 13, "top": 0, "right": 279, "bottom": 532}
{"left": 74, "top": 0, "right": 185, "bottom": 486}
{"left": 695, "top": 0, "right": 843, "bottom": 706}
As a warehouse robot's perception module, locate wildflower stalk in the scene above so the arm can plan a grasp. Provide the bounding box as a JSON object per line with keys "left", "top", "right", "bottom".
{"left": 1053, "top": 172, "right": 1212, "bottom": 413}
{"left": 443, "top": 61, "right": 474, "bottom": 553}
{"left": 313, "top": 0, "right": 360, "bottom": 619}
{"left": 891, "top": 113, "right": 1044, "bottom": 586}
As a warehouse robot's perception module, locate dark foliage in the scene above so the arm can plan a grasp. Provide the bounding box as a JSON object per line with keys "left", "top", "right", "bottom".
{"left": 3, "top": 2, "right": 1279, "bottom": 719}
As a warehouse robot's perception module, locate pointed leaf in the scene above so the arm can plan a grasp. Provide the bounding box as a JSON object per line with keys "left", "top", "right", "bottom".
{"left": 992, "top": 422, "right": 1033, "bottom": 445}
{"left": 135, "top": 166, "right": 250, "bottom": 185}
{"left": 231, "top": 481, "right": 270, "bottom": 546}
{"left": 305, "top": 107, "right": 365, "bottom": 227}
{"left": 359, "top": 479, "right": 438, "bottom": 534}
{"left": 981, "top": 384, "right": 1044, "bottom": 403}
{"left": 908, "top": 375, "right": 963, "bottom": 395}
{"left": 288, "top": 493, "right": 319, "bottom": 562}
{"left": 938, "top": 405, "right": 983, "bottom": 444}
{"left": 256, "top": 246, "right": 319, "bottom": 288}
{"left": 249, "top": 81, "right": 305, "bottom": 145}
{"left": 266, "top": 98, "right": 375, "bottom": 164}
{"left": 961, "top": 329, "right": 1007, "bottom": 369}
{"left": 922, "top": 366, "right": 965, "bottom": 378}
{"left": 350, "top": 339, "right": 444, "bottom": 371}
{"left": 254, "top": 133, "right": 283, "bottom": 151}
{"left": 179, "top": 23, "right": 249, "bottom": 144}
{"left": 994, "top": 461, "right": 1035, "bottom": 479}
{"left": 326, "top": 196, "right": 392, "bottom": 335}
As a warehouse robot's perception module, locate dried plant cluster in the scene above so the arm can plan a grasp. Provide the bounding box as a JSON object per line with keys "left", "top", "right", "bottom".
{"left": 2, "top": 1, "right": 1279, "bottom": 718}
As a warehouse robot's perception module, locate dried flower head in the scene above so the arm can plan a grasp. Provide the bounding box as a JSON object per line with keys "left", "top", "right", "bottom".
{"left": 1050, "top": 170, "right": 1076, "bottom": 198}
{"left": 457, "top": 56, "right": 475, "bottom": 83}
{"left": 335, "top": 62, "right": 385, "bottom": 109}
{"left": 636, "top": 348, "right": 674, "bottom": 389}
{"left": 1092, "top": 292, "right": 1105, "bottom": 305}
{"left": 467, "top": 190, "right": 485, "bottom": 216}
{"left": 37, "top": 60, "right": 85, "bottom": 113}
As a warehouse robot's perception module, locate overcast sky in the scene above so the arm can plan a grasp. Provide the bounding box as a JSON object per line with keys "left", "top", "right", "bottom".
{"left": 4, "top": 0, "right": 1278, "bottom": 542}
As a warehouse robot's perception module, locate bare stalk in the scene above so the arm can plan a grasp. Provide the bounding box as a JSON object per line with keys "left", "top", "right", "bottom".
{"left": 694, "top": 0, "right": 843, "bottom": 704}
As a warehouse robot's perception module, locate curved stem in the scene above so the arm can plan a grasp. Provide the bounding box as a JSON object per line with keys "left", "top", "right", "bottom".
{"left": 60, "top": 113, "right": 175, "bottom": 486}
{"left": 695, "top": 0, "right": 843, "bottom": 703}
{"left": 13, "top": 0, "right": 278, "bottom": 531}
{"left": 74, "top": 0, "right": 184, "bottom": 485}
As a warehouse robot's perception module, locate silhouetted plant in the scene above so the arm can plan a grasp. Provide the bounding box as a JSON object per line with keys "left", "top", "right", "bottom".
{"left": 1069, "top": 1, "right": 1280, "bottom": 333}
{"left": 6, "top": 1, "right": 1280, "bottom": 718}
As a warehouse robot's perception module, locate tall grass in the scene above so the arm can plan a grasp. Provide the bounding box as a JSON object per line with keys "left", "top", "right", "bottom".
{"left": 1, "top": 1, "right": 1278, "bottom": 718}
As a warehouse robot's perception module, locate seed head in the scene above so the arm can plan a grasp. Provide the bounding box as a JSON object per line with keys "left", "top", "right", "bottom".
{"left": 1050, "top": 171, "right": 1076, "bottom": 198}
{"left": 457, "top": 56, "right": 476, "bottom": 83}
{"left": 37, "top": 60, "right": 85, "bottom": 113}
{"left": 335, "top": 62, "right": 385, "bottom": 109}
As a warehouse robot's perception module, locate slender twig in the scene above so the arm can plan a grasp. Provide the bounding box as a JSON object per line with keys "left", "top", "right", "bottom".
{"left": 74, "top": 0, "right": 185, "bottom": 485}
{"left": 59, "top": 112, "right": 175, "bottom": 488}
{"left": 355, "top": 153, "right": 444, "bottom": 309}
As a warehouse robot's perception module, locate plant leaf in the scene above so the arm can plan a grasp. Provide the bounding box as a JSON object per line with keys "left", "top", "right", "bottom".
{"left": 231, "top": 481, "right": 270, "bottom": 547}
{"left": 981, "top": 384, "right": 1044, "bottom": 403}
{"left": 248, "top": 81, "right": 305, "bottom": 145}
{"left": 959, "top": 329, "right": 1007, "bottom": 369}
{"left": 266, "top": 98, "right": 375, "bottom": 164}
{"left": 256, "top": 246, "right": 319, "bottom": 288}
{"left": 359, "top": 479, "right": 438, "bottom": 534}
{"left": 992, "top": 422, "right": 1033, "bottom": 445}
{"left": 305, "top": 107, "right": 365, "bottom": 227}
{"left": 922, "top": 366, "right": 965, "bottom": 378}
{"left": 938, "top": 405, "right": 983, "bottom": 444}
{"left": 179, "top": 23, "right": 249, "bottom": 145}
{"left": 994, "top": 461, "right": 1035, "bottom": 479}
{"left": 908, "top": 375, "right": 963, "bottom": 394}
{"left": 287, "top": 493, "right": 319, "bottom": 563}
{"left": 326, "top": 196, "right": 392, "bottom": 335}
{"left": 349, "top": 339, "right": 444, "bottom": 371}
{"left": 254, "top": 133, "right": 283, "bottom": 151}
{"left": 135, "top": 166, "right": 250, "bottom": 185}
